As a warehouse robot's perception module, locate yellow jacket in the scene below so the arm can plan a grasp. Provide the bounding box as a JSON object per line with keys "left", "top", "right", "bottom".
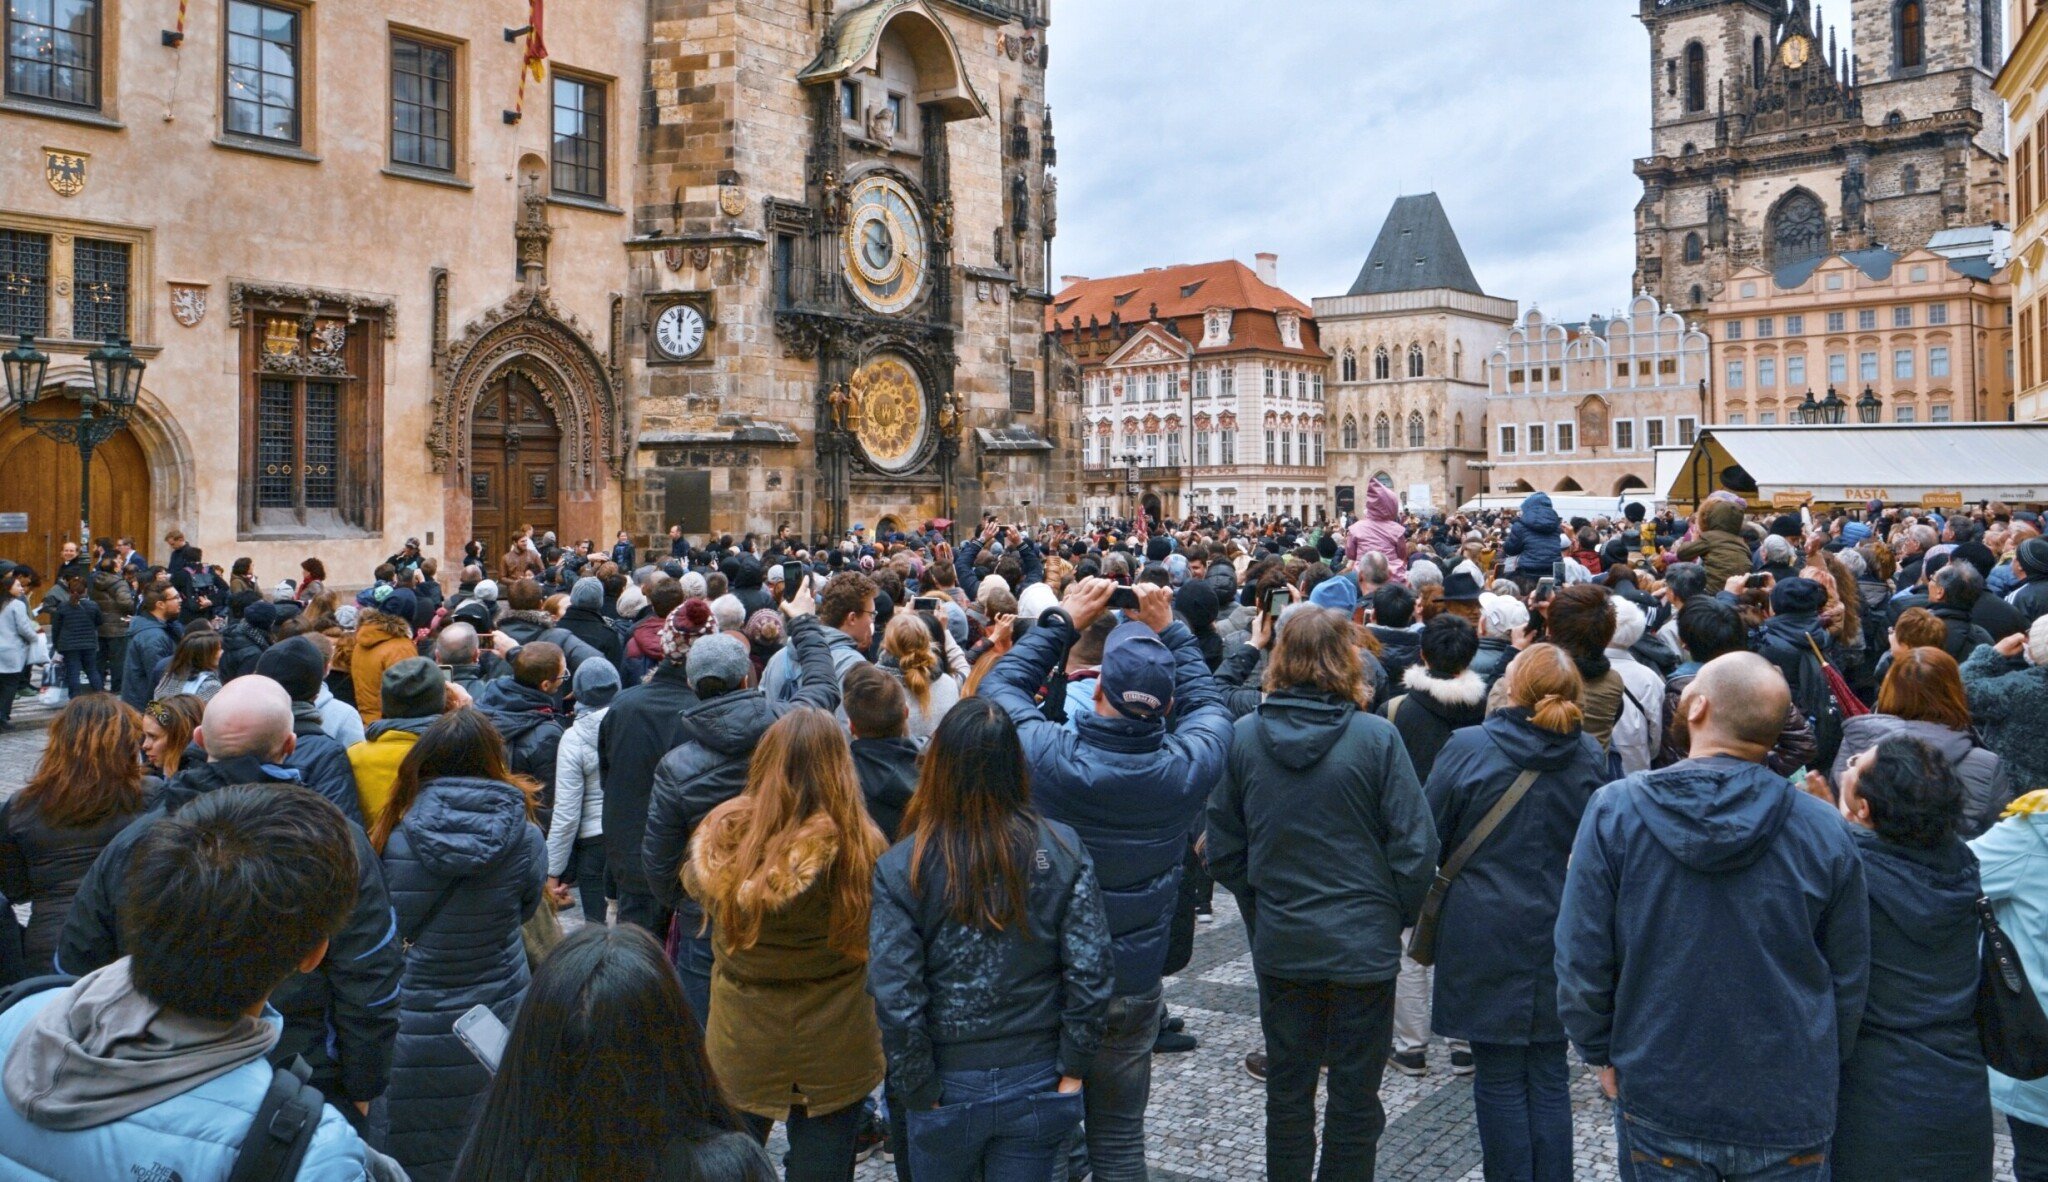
{"left": 346, "top": 722, "right": 429, "bottom": 829}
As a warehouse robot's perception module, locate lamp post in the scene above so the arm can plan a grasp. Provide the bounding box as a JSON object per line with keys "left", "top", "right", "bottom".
{"left": 1857, "top": 385, "right": 1883, "bottom": 424}
{"left": 1795, "top": 389, "right": 1821, "bottom": 425}
{"left": 2, "top": 333, "right": 143, "bottom": 551}
{"left": 1120, "top": 451, "right": 1142, "bottom": 525}
{"left": 1820, "top": 386, "right": 1847, "bottom": 425}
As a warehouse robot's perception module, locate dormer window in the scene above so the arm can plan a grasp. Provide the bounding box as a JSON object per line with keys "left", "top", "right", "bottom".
{"left": 1202, "top": 308, "right": 1233, "bottom": 348}
{"left": 1277, "top": 310, "right": 1302, "bottom": 350}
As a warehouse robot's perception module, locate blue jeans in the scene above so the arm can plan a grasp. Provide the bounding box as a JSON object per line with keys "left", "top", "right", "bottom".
{"left": 566, "top": 835, "right": 608, "bottom": 925}
{"left": 1470, "top": 1040, "right": 1573, "bottom": 1182}
{"left": 58, "top": 650, "right": 98, "bottom": 698}
{"left": 1615, "top": 1108, "right": 1829, "bottom": 1181}
{"left": 742, "top": 1101, "right": 865, "bottom": 1182}
{"left": 1074, "top": 986, "right": 1162, "bottom": 1182}
{"left": 906, "top": 1060, "right": 1083, "bottom": 1182}
{"left": 674, "top": 929, "right": 713, "bottom": 1030}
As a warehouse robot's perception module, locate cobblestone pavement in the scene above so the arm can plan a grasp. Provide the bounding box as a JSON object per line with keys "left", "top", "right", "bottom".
{"left": 0, "top": 712, "right": 2023, "bottom": 1179}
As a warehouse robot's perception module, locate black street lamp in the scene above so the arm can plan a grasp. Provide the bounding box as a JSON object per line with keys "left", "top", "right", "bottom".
{"left": 1856, "top": 385, "right": 1883, "bottom": 424}
{"left": 1820, "top": 386, "right": 1847, "bottom": 425}
{"left": 1794, "top": 389, "right": 1821, "bottom": 425}
{"left": 1, "top": 333, "right": 143, "bottom": 550}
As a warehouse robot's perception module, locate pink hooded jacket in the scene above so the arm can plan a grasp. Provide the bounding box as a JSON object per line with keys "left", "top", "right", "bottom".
{"left": 1344, "top": 481, "right": 1409, "bottom": 581}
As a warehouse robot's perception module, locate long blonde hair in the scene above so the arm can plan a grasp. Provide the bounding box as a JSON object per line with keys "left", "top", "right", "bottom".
{"left": 687, "top": 708, "right": 883, "bottom": 961}
{"left": 884, "top": 614, "right": 937, "bottom": 712}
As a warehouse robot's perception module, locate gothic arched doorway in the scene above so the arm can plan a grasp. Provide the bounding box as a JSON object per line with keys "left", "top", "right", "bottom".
{"left": 1141, "top": 492, "right": 1162, "bottom": 526}
{"left": 468, "top": 372, "right": 562, "bottom": 561}
{"left": 0, "top": 400, "right": 152, "bottom": 580}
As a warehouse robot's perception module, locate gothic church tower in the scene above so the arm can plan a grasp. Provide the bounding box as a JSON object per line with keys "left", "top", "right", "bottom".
{"left": 1634, "top": 0, "right": 2007, "bottom": 311}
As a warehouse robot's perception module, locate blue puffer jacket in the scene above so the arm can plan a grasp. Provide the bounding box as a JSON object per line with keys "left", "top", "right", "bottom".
{"left": 118, "top": 613, "right": 176, "bottom": 712}
{"left": 0, "top": 986, "right": 374, "bottom": 1182}
{"left": 1556, "top": 755, "right": 1869, "bottom": 1150}
{"left": 1973, "top": 811, "right": 2048, "bottom": 1127}
{"left": 1501, "top": 491, "right": 1562, "bottom": 576}
{"left": 1833, "top": 828, "right": 1992, "bottom": 1182}
{"left": 982, "top": 616, "right": 1232, "bottom": 998}
{"left": 381, "top": 775, "right": 546, "bottom": 1182}
{"left": 1426, "top": 711, "right": 1605, "bottom": 1046}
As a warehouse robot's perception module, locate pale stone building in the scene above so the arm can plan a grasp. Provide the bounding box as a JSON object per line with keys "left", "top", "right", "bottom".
{"left": 1705, "top": 234, "right": 2014, "bottom": 422}
{"left": 1484, "top": 297, "right": 1713, "bottom": 499}
{"left": 1634, "top": 0, "right": 2008, "bottom": 315}
{"left": 0, "top": 0, "right": 1068, "bottom": 580}
{"left": 1316, "top": 194, "right": 1515, "bottom": 516}
{"left": 2000, "top": 0, "right": 2048, "bottom": 420}
{"left": 1049, "top": 257, "right": 1329, "bottom": 525}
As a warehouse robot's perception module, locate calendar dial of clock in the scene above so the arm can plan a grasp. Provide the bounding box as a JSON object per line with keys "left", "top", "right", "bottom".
{"left": 654, "top": 303, "right": 706, "bottom": 360}
{"left": 843, "top": 176, "right": 928, "bottom": 315}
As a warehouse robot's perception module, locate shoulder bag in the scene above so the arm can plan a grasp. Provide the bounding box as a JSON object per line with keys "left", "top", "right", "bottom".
{"left": 1405, "top": 767, "right": 1541, "bottom": 967}
{"left": 1978, "top": 895, "right": 2048, "bottom": 1080}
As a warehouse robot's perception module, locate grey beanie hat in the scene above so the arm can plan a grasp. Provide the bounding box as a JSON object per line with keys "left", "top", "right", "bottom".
{"left": 571, "top": 657, "right": 621, "bottom": 710}
{"left": 381, "top": 657, "right": 447, "bottom": 720}
{"left": 571, "top": 576, "right": 604, "bottom": 610}
{"left": 685, "top": 633, "right": 751, "bottom": 696}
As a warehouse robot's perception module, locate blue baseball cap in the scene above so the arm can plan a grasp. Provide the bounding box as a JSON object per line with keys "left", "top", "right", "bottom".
{"left": 1100, "top": 620, "right": 1175, "bottom": 721}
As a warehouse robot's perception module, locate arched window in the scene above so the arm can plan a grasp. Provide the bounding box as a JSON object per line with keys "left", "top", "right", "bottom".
{"left": 1684, "top": 232, "right": 1703, "bottom": 263}
{"left": 1373, "top": 348, "right": 1390, "bottom": 380}
{"left": 1341, "top": 349, "right": 1357, "bottom": 382}
{"left": 1753, "top": 35, "right": 1765, "bottom": 84}
{"left": 1407, "top": 411, "right": 1425, "bottom": 447}
{"left": 1902, "top": 164, "right": 1919, "bottom": 193}
{"left": 1898, "top": 1, "right": 1925, "bottom": 69}
{"left": 1684, "top": 41, "right": 1707, "bottom": 112}
{"left": 1373, "top": 413, "right": 1391, "bottom": 449}
{"left": 1342, "top": 415, "right": 1359, "bottom": 449}
{"left": 1690, "top": 284, "right": 1705, "bottom": 306}
{"left": 1453, "top": 412, "right": 1464, "bottom": 446}
{"left": 1452, "top": 345, "right": 1463, "bottom": 378}
{"left": 1407, "top": 345, "right": 1425, "bottom": 378}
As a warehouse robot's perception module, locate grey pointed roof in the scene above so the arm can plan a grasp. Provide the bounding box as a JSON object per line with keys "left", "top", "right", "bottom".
{"left": 1347, "top": 193, "right": 1485, "bottom": 297}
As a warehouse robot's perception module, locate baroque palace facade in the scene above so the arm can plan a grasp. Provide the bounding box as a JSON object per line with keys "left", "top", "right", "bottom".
{"left": 0, "top": 0, "right": 1067, "bottom": 579}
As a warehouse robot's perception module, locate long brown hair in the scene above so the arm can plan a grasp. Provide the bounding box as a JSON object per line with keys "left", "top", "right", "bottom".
{"left": 1877, "top": 647, "right": 1972, "bottom": 731}
{"left": 687, "top": 708, "right": 883, "bottom": 961}
{"left": 1503, "top": 643, "right": 1585, "bottom": 735}
{"left": 21, "top": 695, "right": 148, "bottom": 828}
{"left": 901, "top": 698, "right": 1036, "bottom": 933}
{"left": 1819, "top": 551, "right": 1861, "bottom": 644}
{"left": 1263, "top": 606, "right": 1371, "bottom": 708}
{"left": 372, "top": 708, "right": 536, "bottom": 851}
{"left": 164, "top": 629, "right": 222, "bottom": 680}
{"left": 143, "top": 694, "right": 206, "bottom": 778}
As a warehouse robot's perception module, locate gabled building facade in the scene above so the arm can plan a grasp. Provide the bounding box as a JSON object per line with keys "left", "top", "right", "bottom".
{"left": 1049, "top": 258, "right": 1329, "bottom": 524}
{"left": 2000, "top": 0, "right": 2048, "bottom": 420}
{"left": 1316, "top": 194, "right": 1515, "bottom": 516}
{"left": 1485, "top": 296, "right": 1713, "bottom": 499}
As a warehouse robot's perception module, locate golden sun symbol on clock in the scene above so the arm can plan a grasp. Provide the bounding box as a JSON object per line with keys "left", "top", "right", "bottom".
{"left": 843, "top": 175, "right": 928, "bottom": 316}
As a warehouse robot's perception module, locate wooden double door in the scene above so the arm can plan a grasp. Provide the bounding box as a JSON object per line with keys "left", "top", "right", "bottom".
{"left": 469, "top": 373, "right": 561, "bottom": 561}
{"left": 0, "top": 402, "right": 151, "bottom": 580}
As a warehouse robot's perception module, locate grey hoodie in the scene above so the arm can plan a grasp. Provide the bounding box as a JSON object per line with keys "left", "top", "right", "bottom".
{"left": 3, "top": 959, "right": 278, "bottom": 1130}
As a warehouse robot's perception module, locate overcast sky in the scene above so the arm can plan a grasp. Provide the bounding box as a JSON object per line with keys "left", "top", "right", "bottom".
{"left": 1044, "top": 1, "right": 1662, "bottom": 320}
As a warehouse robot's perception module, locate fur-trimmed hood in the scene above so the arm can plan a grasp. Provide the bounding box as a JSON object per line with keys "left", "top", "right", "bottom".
{"left": 1401, "top": 665, "right": 1487, "bottom": 708}
{"left": 684, "top": 805, "right": 842, "bottom": 915}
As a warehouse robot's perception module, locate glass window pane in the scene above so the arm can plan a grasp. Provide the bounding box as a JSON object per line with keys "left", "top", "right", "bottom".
{"left": 71, "top": 237, "right": 127, "bottom": 340}
{"left": 0, "top": 229, "right": 51, "bottom": 338}
{"left": 257, "top": 380, "right": 296, "bottom": 508}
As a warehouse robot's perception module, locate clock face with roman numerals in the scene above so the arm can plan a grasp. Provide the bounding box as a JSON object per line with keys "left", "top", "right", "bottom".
{"left": 843, "top": 175, "right": 927, "bottom": 316}
{"left": 654, "top": 303, "right": 706, "bottom": 360}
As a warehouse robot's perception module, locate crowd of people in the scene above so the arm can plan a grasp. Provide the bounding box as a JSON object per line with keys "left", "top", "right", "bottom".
{"left": 0, "top": 492, "right": 2044, "bottom": 1180}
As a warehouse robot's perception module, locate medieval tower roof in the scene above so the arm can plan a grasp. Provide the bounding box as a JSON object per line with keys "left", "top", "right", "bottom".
{"left": 1347, "top": 193, "right": 1486, "bottom": 298}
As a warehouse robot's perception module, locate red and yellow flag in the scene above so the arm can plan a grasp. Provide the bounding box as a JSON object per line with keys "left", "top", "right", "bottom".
{"left": 513, "top": 0, "right": 548, "bottom": 117}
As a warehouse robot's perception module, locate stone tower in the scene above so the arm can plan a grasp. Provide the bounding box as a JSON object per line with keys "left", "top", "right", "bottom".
{"left": 625, "top": 0, "right": 1073, "bottom": 540}
{"left": 1633, "top": 0, "right": 2007, "bottom": 312}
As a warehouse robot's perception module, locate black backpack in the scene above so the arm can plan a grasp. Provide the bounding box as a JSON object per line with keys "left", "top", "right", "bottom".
{"left": 0, "top": 975, "right": 322, "bottom": 1180}
{"left": 1790, "top": 651, "right": 1843, "bottom": 772}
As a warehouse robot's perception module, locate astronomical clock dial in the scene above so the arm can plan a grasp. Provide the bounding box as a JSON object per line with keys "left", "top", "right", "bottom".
{"left": 843, "top": 175, "right": 928, "bottom": 316}
{"left": 653, "top": 303, "right": 706, "bottom": 360}
{"left": 1779, "top": 34, "right": 1811, "bottom": 69}
{"left": 850, "top": 353, "right": 928, "bottom": 473}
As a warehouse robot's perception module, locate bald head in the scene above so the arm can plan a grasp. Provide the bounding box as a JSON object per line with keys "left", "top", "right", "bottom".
{"left": 193, "top": 675, "right": 296, "bottom": 762}
{"left": 432, "top": 622, "right": 479, "bottom": 665}
{"left": 1682, "top": 652, "right": 1790, "bottom": 757}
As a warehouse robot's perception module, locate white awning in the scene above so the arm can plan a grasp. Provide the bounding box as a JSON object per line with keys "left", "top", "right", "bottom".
{"left": 1660, "top": 424, "right": 2048, "bottom": 508}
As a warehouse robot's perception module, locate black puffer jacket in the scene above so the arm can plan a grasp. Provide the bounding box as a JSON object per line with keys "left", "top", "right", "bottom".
{"left": 0, "top": 784, "right": 156, "bottom": 971}
{"left": 494, "top": 609, "right": 603, "bottom": 673}
{"left": 867, "top": 818, "right": 1114, "bottom": 1109}
{"left": 287, "top": 702, "right": 364, "bottom": 826}
{"left": 557, "top": 603, "right": 625, "bottom": 676}
{"left": 471, "top": 678, "right": 564, "bottom": 827}
{"left": 598, "top": 662, "right": 698, "bottom": 901}
{"left": 218, "top": 618, "right": 271, "bottom": 682}
{"left": 1378, "top": 667, "right": 1489, "bottom": 782}
{"left": 851, "top": 735, "right": 919, "bottom": 842}
{"left": 55, "top": 758, "right": 402, "bottom": 1107}
{"left": 381, "top": 775, "right": 546, "bottom": 1182}
{"left": 640, "top": 616, "right": 842, "bottom": 925}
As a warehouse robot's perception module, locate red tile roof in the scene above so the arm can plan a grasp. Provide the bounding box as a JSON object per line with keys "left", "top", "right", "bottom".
{"left": 1047, "top": 260, "right": 1325, "bottom": 359}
